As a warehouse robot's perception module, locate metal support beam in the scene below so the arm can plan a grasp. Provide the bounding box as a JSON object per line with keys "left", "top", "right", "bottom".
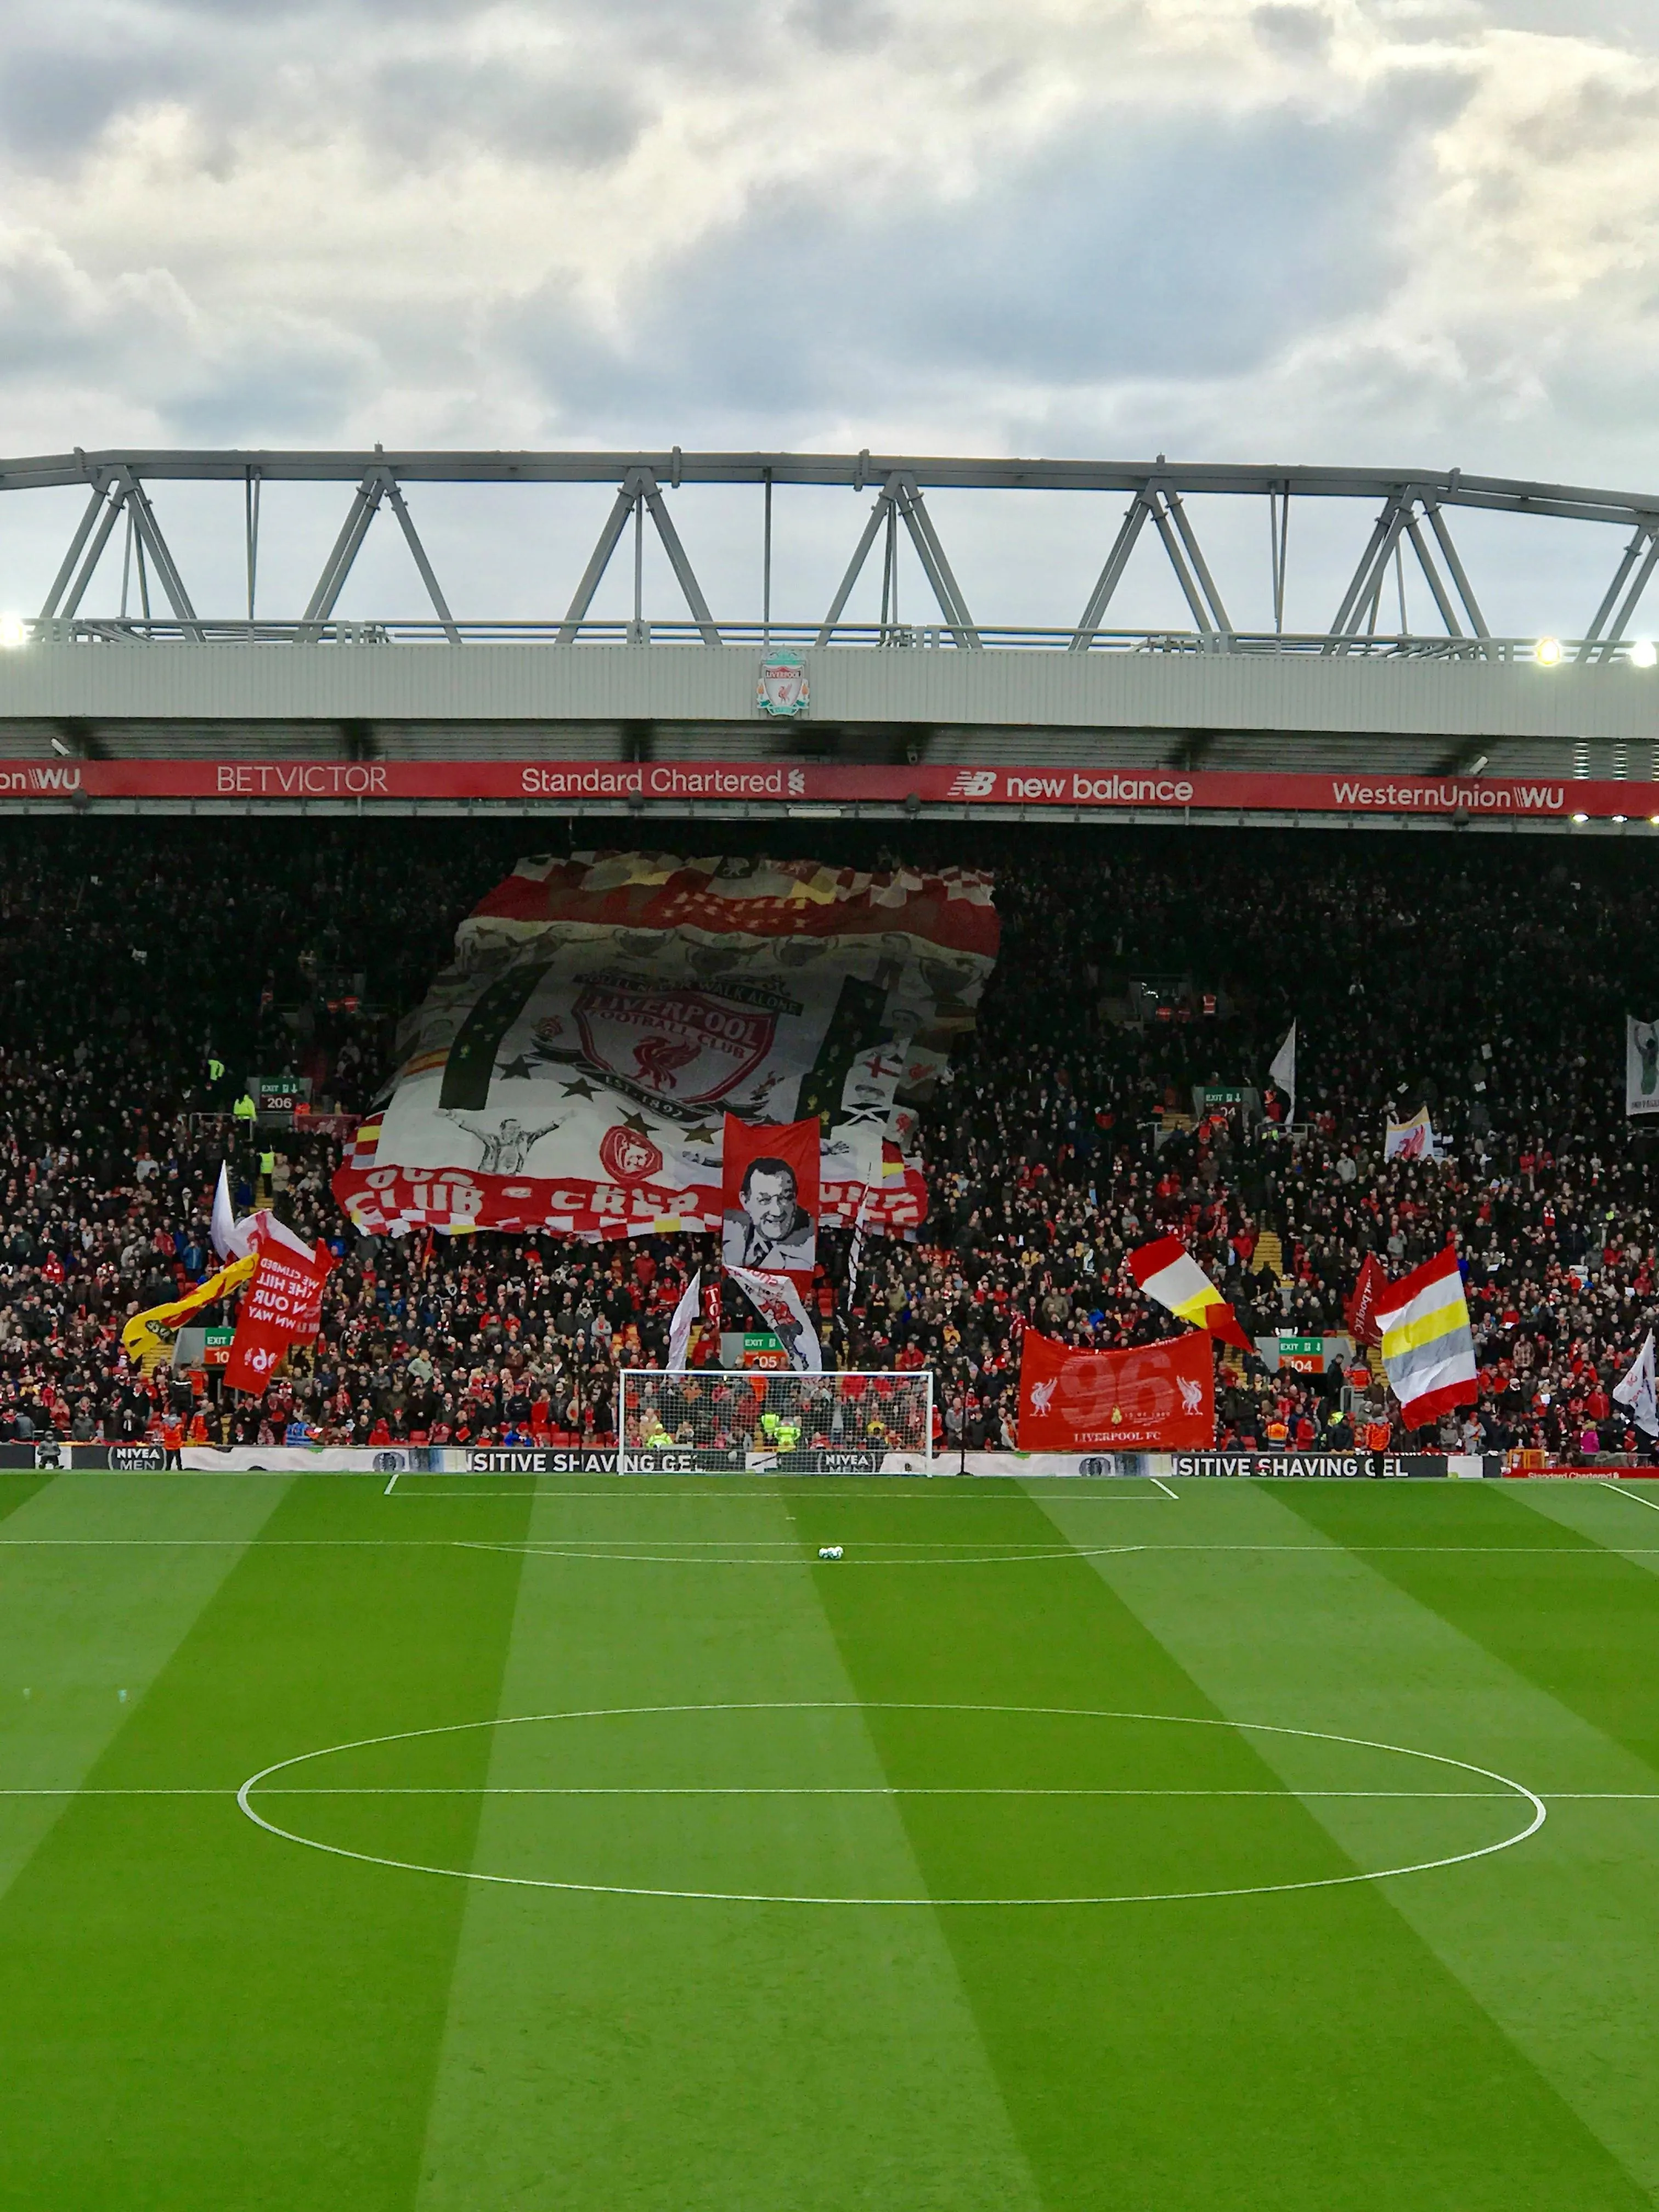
{"left": 40, "top": 482, "right": 117, "bottom": 620}
{"left": 1602, "top": 532, "right": 1659, "bottom": 653}
{"left": 1402, "top": 514, "right": 1462, "bottom": 637}
{"left": 892, "top": 476, "right": 979, "bottom": 647}
{"left": 119, "top": 473, "right": 200, "bottom": 635}
{"left": 816, "top": 484, "right": 895, "bottom": 644}
{"left": 641, "top": 480, "right": 720, "bottom": 645}
{"left": 245, "top": 469, "right": 261, "bottom": 622}
{"left": 1269, "top": 486, "right": 1289, "bottom": 635}
{"left": 301, "top": 475, "right": 387, "bottom": 634}
{"left": 1071, "top": 495, "right": 1151, "bottom": 648}
{"left": 1421, "top": 503, "right": 1489, "bottom": 640}
{"left": 557, "top": 483, "right": 638, "bottom": 642}
{"left": 1579, "top": 524, "right": 1655, "bottom": 661}
{"left": 1146, "top": 490, "right": 1215, "bottom": 636}
{"left": 1329, "top": 496, "right": 1412, "bottom": 648}
{"left": 1164, "top": 489, "right": 1232, "bottom": 636}
{"left": 383, "top": 479, "right": 461, "bottom": 643}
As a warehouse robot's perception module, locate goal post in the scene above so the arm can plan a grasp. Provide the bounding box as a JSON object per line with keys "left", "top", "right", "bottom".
{"left": 616, "top": 1369, "right": 935, "bottom": 1475}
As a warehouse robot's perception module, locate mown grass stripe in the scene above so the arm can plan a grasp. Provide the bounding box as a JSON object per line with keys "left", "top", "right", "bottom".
{"left": 1272, "top": 1481, "right": 1659, "bottom": 1778}
{"left": 788, "top": 1479, "right": 1651, "bottom": 2212}
{"left": 0, "top": 1473, "right": 534, "bottom": 2212}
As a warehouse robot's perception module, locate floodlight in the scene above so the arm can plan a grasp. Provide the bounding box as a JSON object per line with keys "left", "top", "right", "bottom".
{"left": 1571, "top": 811, "right": 1589, "bottom": 823}
{"left": 1613, "top": 814, "right": 1627, "bottom": 823}
{"left": 1535, "top": 636, "right": 1565, "bottom": 666}
{"left": 48, "top": 737, "right": 70, "bottom": 757}
{"left": 0, "top": 614, "right": 26, "bottom": 650}
{"left": 1631, "top": 638, "right": 1657, "bottom": 668}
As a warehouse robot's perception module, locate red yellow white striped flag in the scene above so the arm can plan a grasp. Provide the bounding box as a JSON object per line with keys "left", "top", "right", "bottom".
{"left": 1374, "top": 1246, "right": 1477, "bottom": 1430}
{"left": 1127, "top": 1235, "right": 1255, "bottom": 1354}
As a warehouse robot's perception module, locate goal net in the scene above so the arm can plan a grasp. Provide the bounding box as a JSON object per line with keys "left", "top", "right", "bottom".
{"left": 616, "top": 1369, "right": 935, "bottom": 1475}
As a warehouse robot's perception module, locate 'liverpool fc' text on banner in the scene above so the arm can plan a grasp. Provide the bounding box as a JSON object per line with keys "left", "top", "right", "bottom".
{"left": 1018, "top": 1330, "right": 1215, "bottom": 1451}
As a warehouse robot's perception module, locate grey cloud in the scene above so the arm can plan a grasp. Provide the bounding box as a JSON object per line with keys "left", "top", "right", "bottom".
{"left": 500, "top": 100, "right": 1435, "bottom": 439}
{"left": 785, "top": 0, "right": 897, "bottom": 55}
{"left": 367, "top": 59, "right": 641, "bottom": 169}
{"left": 1251, "top": 6, "right": 1331, "bottom": 58}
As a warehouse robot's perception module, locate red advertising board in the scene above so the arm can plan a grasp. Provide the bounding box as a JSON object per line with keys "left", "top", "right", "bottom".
{"left": 0, "top": 757, "right": 1649, "bottom": 821}
{"left": 1018, "top": 1329, "right": 1215, "bottom": 1451}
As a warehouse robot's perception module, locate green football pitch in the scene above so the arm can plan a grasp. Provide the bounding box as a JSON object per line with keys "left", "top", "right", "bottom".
{"left": 2, "top": 1470, "right": 1658, "bottom": 2210}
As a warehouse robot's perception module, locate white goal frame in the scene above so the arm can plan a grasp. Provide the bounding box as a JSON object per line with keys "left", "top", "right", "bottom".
{"left": 616, "top": 1368, "right": 935, "bottom": 1475}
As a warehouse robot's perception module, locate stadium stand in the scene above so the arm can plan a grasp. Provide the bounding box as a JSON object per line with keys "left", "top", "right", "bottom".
{"left": 0, "top": 821, "right": 1655, "bottom": 1461}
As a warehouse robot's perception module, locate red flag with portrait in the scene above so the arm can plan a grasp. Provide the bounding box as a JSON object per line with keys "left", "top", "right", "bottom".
{"left": 720, "top": 1116, "right": 820, "bottom": 1279}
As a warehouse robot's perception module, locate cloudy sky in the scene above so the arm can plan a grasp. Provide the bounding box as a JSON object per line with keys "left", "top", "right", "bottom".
{"left": 2, "top": 0, "right": 1657, "bottom": 634}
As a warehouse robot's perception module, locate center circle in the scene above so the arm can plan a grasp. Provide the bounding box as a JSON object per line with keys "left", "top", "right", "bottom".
{"left": 238, "top": 1704, "right": 1544, "bottom": 1905}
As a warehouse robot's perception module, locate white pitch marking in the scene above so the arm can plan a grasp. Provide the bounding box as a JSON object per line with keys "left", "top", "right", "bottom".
{"left": 456, "top": 1539, "right": 1151, "bottom": 1568}
{"left": 236, "top": 1700, "right": 1547, "bottom": 1908}
{"left": 7, "top": 1783, "right": 1647, "bottom": 1800}
{"left": 3, "top": 1537, "right": 1658, "bottom": 1560}
{"left": 1599, "top": 1480, "right": 1659, "bottom": 1514}
{"left": 383, "top": 1468, "right": 400, "bottom": 1496}
{"left": 1150, "top": 1476, "right": 1178, "bottom": 1499}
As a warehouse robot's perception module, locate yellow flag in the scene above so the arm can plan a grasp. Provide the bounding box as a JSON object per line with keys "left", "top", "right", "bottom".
{"left": 121, "top": 1253, "right": 258, "bottom": 1369}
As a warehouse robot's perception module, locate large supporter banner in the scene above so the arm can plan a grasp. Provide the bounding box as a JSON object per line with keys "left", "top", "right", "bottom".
{"left": 1018, "top": 1329, "right": 1215, "bottom": 1451}
{"left": 2, "top": 758, "right": 1655, "bottom": 822}
{"left": 334, "top": 852, "right": 996, "bottom": 1239}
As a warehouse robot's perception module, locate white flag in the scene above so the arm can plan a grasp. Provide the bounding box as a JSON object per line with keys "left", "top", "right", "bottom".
{"left": 724, "top": 1266, "right": 822, "bottom": 1372}
{"left": 210, "top": 1163, "right": 238, "bottom": 1261}
{"left": 666, "top": 1269, "right": 700, "bottom": 1372}
{"left": 1268, "top": 1022, "right": 1296, "bottom": 1117}
{"left": 1613, "top": 1331, "right": 1659, "bottom": 1436}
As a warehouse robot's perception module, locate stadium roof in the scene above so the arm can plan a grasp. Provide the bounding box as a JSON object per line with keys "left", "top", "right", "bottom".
{"left": 1, "top": 449, "right": 1656, "bottom": 828}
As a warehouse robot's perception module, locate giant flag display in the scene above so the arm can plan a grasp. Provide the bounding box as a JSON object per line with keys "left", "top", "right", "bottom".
{"left": 332, "top": 851, "right": 997, "bottom": 1241}
{"left": 1374, "top": 1246, "right": 1477, "bottom": 1429}
{"left": 1018, "top": 1329, "right": 1215, "bottom": 1451}
{"left": 1127, "top": 1235, "right": 1255, "bottom": 1353}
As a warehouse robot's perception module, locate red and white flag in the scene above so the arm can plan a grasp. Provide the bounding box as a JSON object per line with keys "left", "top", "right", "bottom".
{"left": 1345, "top": 1252, "right": 1389, "bottom": 1347}
{"left": 224, "top": 1238, "right": 336, "bottom": 1395}
{"left": 724, "top": 1266, "right": 822, "bottom": 1373}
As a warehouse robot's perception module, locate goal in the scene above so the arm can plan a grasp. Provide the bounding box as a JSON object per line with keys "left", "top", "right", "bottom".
{"left": 616, "top": 1369, "right": 935, "bottom": 1475}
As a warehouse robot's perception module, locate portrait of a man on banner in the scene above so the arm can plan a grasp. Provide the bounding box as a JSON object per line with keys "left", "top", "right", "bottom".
{"left": 720, "top": 1114, "right": 819, "bottom": 1273}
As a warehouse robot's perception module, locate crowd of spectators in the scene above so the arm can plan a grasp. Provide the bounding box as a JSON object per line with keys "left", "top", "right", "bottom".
{"left": 1, "top": 820, "right": 1655, "bottom": 1461}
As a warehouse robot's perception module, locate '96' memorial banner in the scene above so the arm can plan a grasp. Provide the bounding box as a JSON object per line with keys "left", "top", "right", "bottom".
{"left": 1018, "top": 1330, "right": 1215, "bottom": 1451}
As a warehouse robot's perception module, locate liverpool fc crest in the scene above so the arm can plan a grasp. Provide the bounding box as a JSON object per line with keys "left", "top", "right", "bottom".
{"left": 757, "top": 653, "right": 809, "bottom": 717}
